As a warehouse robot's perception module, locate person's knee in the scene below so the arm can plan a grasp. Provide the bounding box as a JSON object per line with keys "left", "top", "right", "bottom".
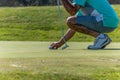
{"left": 66, "top": 16, "right": 76, "bottom": 26}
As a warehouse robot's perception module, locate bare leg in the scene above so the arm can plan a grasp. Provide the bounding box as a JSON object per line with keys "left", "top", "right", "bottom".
{"left": 66, "top": 16, "right": 100, "bottom": 38}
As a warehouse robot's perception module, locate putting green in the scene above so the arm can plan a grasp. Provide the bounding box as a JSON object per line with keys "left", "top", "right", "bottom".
{"left": 0, "top": 41, "right": 120, "bottom": 58}
{"left": 0, "top": 41, "right": 120, "bottom": 80}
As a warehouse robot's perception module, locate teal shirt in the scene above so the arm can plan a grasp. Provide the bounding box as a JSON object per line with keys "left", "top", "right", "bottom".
{"left": 73, "top": 0, "right": 119, "bottom": 28}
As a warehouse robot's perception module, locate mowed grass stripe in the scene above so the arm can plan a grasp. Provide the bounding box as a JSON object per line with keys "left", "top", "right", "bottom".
{"left": 0, "top": 41, "right": 120, "bottom": 58}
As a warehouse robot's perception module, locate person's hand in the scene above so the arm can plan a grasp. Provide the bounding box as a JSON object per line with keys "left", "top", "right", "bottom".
{"left": 49, "top": 42, "right": 62, "bottom": 50}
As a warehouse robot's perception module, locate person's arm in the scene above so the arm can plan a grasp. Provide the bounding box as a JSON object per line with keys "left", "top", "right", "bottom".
{"left": 49, "top": 0, "right": 82, "bottom": 49}
{"left": 61, "top": 0, "right": 82, "bottom": 16}
{"left": 50, "top": 28, "right": 76, "bottom": 49}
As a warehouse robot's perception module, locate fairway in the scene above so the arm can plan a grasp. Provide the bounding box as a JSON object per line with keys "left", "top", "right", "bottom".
{"left": 0, "top": 41, "right": 120, "bottom": 80}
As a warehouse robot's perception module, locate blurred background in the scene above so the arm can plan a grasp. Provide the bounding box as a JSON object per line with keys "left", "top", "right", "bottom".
{"left": 0, "top": 0, "right": 119, "bottom": 6}
{"left": 0, "top": 0, "right": 119, "bottom": 41}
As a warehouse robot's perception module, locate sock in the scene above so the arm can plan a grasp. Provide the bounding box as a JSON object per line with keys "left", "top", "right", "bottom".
{"left": 99, "top": 34, "right": 105, "bottom": 38}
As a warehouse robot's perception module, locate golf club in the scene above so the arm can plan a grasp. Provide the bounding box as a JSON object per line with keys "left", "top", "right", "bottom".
{"left": 57, "top": 0, "right": 69, "bottom": 50}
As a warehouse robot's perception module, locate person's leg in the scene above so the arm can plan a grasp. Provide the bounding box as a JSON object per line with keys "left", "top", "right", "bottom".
{"left": 66, "top": 16, "right": 100, "bottom": 38}
{"left": 66, "top": 16, "right": 113, "bottom": 49}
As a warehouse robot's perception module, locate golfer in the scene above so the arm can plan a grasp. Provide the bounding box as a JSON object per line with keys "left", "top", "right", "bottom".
{"left": 50, "top": 0, "right": 119, "bottom": 49}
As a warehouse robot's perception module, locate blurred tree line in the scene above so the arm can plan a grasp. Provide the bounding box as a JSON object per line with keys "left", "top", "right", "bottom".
{"left": 0, "top": 0, "right": 119, "bottom": 6}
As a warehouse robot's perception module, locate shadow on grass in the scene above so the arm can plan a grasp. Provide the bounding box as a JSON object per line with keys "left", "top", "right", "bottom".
{"left": 63, "top": 47, "right": 120, "bottom": 50}
{"left": 88, "top": 48, "right": 120, "bottom": 50}
{"left": 81, "top": 48, "right": 120, "bottom": 50}
{"left": 103, "top": 48, "right": 120, "bottom": 50}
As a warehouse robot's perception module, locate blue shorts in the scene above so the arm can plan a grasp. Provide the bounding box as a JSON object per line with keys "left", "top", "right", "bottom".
{"left": 76, "top": 16, "right": 115, "bottom": 33}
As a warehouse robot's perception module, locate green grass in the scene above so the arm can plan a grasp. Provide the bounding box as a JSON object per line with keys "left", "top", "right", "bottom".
{"left": 0, "top": 6, "right": 69, "bottom": 41}
{"left": 0, "top": 6, "right": 119, "bottom": 41}
{"left": 0, "top": 6, "right": 120, "bottom": 80}
{"left": 0, "top": 41, "right": 120, "bottom": 80}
